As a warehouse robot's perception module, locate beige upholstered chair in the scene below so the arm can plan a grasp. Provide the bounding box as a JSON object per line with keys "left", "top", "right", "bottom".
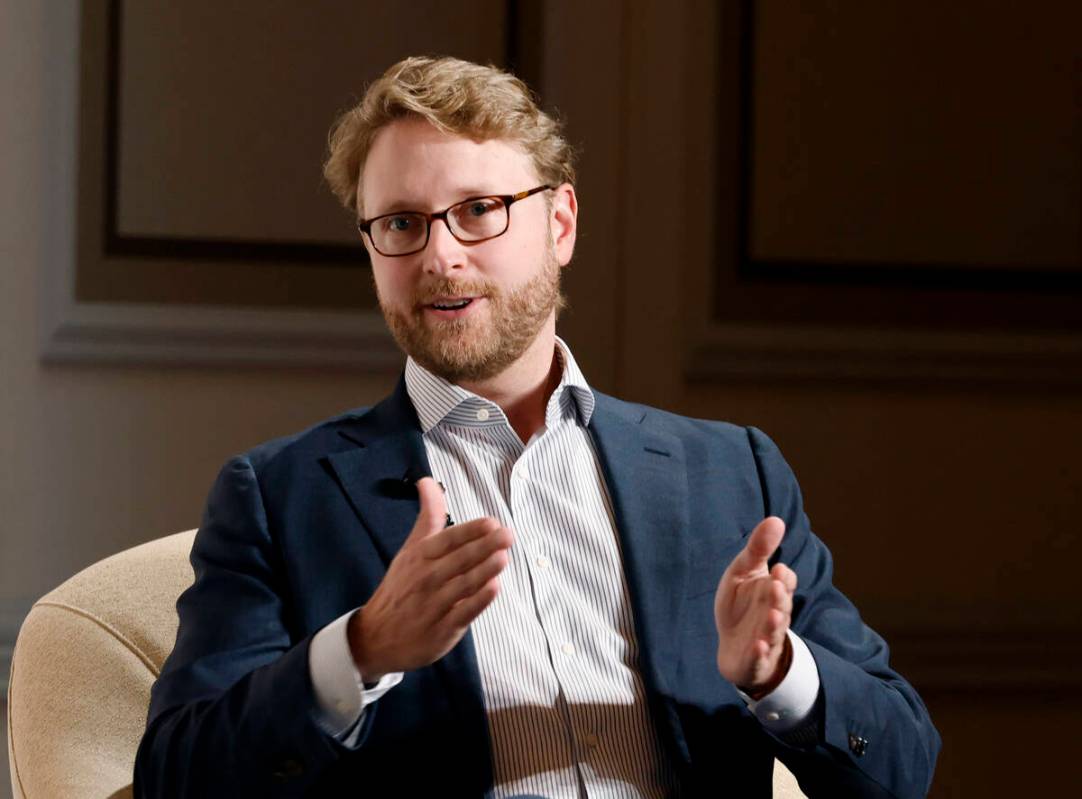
{"left": 7, "top": 531, "right": 807, "bottom": 798}
{"left": 7, "top": 531, "right": 197, "bottom": 799}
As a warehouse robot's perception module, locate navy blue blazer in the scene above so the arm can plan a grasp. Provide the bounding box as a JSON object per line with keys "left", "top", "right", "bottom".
{"left": 135, "top": 378, "right": 939, "bottom": 798}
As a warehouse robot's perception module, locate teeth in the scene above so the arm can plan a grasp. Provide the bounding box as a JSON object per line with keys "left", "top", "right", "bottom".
{"left": 433, "top": 299, "right": 471, "bottom": 310}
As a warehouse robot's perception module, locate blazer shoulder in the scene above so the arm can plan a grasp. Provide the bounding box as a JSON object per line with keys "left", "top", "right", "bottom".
{"left": 240, "top": 405, "right": 373, "bottom": 472}
{"left": 590, "top": 393, "right": 801, "bottom": 498}
{"left": 592, "top": 390, "right": 753, "bottom": 449}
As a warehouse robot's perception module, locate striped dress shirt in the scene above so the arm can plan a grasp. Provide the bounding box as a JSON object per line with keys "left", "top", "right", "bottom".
{"left": 308, "top": 338, "right": 820, "bottom": 793}
{"left": 404, "top": 340, "right": 676, "bottom": 798}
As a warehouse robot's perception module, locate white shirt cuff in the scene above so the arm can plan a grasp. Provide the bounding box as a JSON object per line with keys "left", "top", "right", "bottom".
{"left": 739, "top": 629, "right": 820, "bottom": 734}
{"left": 308, "top": 609, "right": 404, "bottom": 742}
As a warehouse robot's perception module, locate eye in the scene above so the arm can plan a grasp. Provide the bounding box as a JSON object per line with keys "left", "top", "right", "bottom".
{"left": 384, "top": 215, "right": 415, "bottom": 232}
{"left": 465, "top": 199, "right": 500, "bottom": 217}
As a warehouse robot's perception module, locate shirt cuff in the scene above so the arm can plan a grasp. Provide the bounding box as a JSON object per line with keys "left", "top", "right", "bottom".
{"left": 308, "top": 609, "right": 404, "bottom": 742}
{"left": 738, "top": 629, "right": 820, "bottom": 734}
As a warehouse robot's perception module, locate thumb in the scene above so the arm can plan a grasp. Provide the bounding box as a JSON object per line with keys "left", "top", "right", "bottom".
{"left": 412, "top": 477, "right": 448, "bottom": 538}
{"left": 726, "top": 516, "right": 785, "bottom": 578}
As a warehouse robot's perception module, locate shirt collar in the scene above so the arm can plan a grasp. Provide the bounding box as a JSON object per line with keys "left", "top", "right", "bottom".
{"left": 404, "top": 337, "right": 595, "bottom": 434}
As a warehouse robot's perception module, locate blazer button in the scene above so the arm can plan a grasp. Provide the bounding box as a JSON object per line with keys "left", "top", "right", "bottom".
{"left": 848, "top": 733, "right": 869, "bottom": 757}
{"left": 271, "top": 758, "right": 305, "bottom": 779}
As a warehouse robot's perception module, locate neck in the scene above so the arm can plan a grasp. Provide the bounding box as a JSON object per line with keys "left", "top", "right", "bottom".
{"left": 458, "top": 322, "right": 561, "bottom": 444}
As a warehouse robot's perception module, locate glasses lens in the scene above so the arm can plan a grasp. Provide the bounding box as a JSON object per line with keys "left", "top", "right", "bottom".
{"left": 372, "top": 213, "right": 427, "bottom": 255}
{"left": 448, "top": 198, "right": 508, "bottom": 241}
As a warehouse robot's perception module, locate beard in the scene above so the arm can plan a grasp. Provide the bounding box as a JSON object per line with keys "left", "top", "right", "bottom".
{"left": 378, "top": 248, "right": 566, "bottom": 384}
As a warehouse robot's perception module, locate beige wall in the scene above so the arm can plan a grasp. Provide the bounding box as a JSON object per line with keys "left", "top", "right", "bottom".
{"left": 4, "top": 2, "right": 1081, "bottom": 797}
{"left": 0, "top": 0, "right": 397, "bottom": 629}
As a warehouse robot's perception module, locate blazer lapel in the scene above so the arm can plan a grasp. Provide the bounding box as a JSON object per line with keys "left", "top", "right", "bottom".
{"left": 588, "top": 393, "right": 691, "bottom": 696}
{"left": 323, "top": 376, "right": 492, "bottom": 786}
{"left": 325, "top": 377, "right": 431, "bottom": 563}
{"left": 326, "top": 441, "right": 428, "bottom": 565}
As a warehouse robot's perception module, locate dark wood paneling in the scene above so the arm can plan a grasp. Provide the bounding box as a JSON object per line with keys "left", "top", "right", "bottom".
{"left": 715, "top": 0, "right": 1082, "bottom": 331}
{"left": 76, "top": 0, "right": 525, "bottom": 310}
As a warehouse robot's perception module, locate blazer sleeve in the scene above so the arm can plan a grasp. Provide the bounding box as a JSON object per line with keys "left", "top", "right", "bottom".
{"left": 133, "top": 455, "right": 363, "bottom": 798}
{"left": 746, "top": 427, "right": 941, "bottom": 799}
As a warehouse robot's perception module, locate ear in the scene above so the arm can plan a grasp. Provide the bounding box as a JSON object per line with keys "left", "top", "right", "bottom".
{"left": 359, "top": 230, "right": 374, "bottom": 258}
{"left": 356, "top": 208, "right": 376, "bottom": 259}
{"left": 549, "top": 183, "right": 578, "bottom": 267}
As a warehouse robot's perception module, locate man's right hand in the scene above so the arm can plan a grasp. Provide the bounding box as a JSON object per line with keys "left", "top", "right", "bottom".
{"left": 347, "top": 477, "right": 513, "bottom": 681}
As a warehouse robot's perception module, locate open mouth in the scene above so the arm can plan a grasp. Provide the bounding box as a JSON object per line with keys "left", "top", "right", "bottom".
{"left": 429, "top": 298, "right": 474, "bottom": 311}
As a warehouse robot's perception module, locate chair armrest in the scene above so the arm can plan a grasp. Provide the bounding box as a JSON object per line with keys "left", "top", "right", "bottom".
{"left": 8, "top": 601, "right": 157, "bottom": 799}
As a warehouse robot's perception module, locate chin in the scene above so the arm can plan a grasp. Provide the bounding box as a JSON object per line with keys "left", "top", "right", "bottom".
{"left": 416, "top": 347, "right": 510, "bottom": 384}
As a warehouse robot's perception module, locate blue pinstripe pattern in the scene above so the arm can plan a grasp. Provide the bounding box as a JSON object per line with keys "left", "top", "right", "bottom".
{"left": 404, "top": 341, "right": 676, "bottom": 798}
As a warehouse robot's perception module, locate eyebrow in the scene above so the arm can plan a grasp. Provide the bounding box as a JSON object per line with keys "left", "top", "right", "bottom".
{"left": 371, "top": 187, "right": 501, "bottom": 217}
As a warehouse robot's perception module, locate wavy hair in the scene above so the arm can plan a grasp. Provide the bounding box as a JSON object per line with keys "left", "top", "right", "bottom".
{"left": 323, "top": 56, "right": 576, "bottom": 215}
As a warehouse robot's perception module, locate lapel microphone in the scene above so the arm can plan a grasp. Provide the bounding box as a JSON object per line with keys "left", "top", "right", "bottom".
{"left": 395, "top": 471, "right": 455, "bottom": 527}
{"left": 437, "top": 480, "right": 455, "bottom": 527}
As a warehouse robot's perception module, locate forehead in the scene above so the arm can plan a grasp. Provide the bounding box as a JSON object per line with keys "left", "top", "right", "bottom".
{"left": 360, "top": 117, "right": 539, "bottom": 214}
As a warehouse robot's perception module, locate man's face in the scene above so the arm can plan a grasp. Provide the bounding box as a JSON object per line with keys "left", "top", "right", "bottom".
{"left": 359, "top": 118, "right": 575, "bottom": 384}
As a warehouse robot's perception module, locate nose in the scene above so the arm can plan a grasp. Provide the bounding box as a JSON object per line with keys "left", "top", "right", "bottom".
{"left": 422, "top": 218, "right": 466, "bottom": 276}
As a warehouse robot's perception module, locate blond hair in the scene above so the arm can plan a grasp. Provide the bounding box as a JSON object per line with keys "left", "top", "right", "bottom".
{"left": 323, "top": 56, "right": 576, "bottom": 215}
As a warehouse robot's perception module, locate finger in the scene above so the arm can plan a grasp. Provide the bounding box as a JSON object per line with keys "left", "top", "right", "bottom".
{"left": 736, "top": 576, "right": 790, "bottom": 632}
{"left": 426, "top": 525, "right": 513, "bottom": 588}
{"left": 421, "top": 517, "right": 506, "bottom": 560}
{"left": 770, "top": 562, "right": 798, "bottom": 594}
{"left": 726, "top": 579, "right": 787, "bottom": 641}
{"left": 434, "top": 546, "right": 510, "bottom": 609}
{"left": 411, "top": 477, "right": 448, "bottom": 539}
{"left": 441, "top": 576, "right": 502, "bottom": 629}
{"left": 767, "top": 577, "right": 793, "bottom": 616}
{"left": 762, "top": 607, "right": 789, "bottom": 647}
{"left": 725, "top": 517, "right": 785, "bottom": 578}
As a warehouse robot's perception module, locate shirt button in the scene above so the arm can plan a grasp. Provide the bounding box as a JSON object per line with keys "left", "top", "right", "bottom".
{"left": 583, "top": 732, "right": 600, "bottom": 749}
{"left": 475, "top": 407, "right": 490, "bottom": 422}
{"left": 765, "top": 711, "right": 780, "bottom": 722}
{"left": 518, "top": 466, "right": 530, "bottom": 480}
{"left": 536, "top": 556, "right": 551, "bottom": 570}
{"left": 561, "top": 642, "right": 575, "bottom": 656}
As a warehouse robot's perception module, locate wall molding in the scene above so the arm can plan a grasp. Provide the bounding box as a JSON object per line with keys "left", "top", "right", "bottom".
{"left": 41, "top": 301, "right": 403, "bottom": 369}
{"left": 678, "top": 0, "right": 1082, "bottom": 385}
{"left": 37, "top": 1, "right": 403, "bottom": 370}
{"left": 686, "top": 323, "right": 1082, "bottom": 385}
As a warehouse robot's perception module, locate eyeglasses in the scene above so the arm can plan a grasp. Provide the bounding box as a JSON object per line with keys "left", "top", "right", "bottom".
{"left": 357, "top": 184, "right": 554, "bottom": 257}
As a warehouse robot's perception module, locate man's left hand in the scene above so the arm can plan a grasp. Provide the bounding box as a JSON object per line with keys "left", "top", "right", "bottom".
{"left": 714, "top": 516, "right": 798, "bottom": 698}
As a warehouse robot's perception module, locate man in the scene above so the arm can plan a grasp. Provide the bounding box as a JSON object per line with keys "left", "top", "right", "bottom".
{"left": 135, "top": 57, "right": 939, "bottom": 798}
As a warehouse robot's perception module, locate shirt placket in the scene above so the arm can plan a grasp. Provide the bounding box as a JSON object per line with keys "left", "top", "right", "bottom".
{"left": 516, "top": 423, "right": 614, "bottom": 790}
{"left": 449, "top": 416, "right": 579, "bottom": 798}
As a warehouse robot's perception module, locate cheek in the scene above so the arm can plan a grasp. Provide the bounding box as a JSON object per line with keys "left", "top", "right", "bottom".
{"left": 371, "top": 263, "right": 413, "bottom": 303}
{"left": 486, "top": 229, "right": 543, "bottom": 276}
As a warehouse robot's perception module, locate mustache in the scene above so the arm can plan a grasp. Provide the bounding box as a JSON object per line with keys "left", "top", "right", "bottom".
{"left": 412, "top": 278, "right": 496, "bottom": 307}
